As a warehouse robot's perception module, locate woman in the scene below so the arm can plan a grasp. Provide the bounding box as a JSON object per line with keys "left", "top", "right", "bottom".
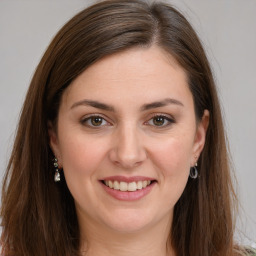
{"left": 0, "top": 0, "right": 254, "bottom": 255}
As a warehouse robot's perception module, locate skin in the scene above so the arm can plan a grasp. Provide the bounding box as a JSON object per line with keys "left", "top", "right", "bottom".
{"left": 49, "top": 46, "right": 209, "bottom": 256}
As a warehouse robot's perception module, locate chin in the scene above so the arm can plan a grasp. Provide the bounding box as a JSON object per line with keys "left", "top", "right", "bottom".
{"left": 106, "top": 220, "right": 150, "bottom": 234}
{"left": 99, "top": 208, "right": 160, "bottom": 234}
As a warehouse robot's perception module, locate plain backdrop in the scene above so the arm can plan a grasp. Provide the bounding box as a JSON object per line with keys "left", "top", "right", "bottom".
{"left": 0, "top": 0, "right": 255, "bottom": 246}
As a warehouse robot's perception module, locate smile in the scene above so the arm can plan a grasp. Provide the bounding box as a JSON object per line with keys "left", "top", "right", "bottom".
{"left": 100, "top": 176, "right": 157, "bottom": 201}
{"left": 103, "top": 180, "right": 152, "bottom": 192}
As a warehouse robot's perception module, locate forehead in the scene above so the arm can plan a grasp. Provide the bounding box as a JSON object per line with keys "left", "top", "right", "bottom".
{"left": 61, "top": 46, "right": 192, "bottom": 109}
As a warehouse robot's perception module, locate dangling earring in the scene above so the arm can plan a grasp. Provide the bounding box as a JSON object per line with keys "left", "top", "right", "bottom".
{"left": 53, "top": 157, "right": 61, "bottom": 182}
{"left": 190, "top": 162, "right": 198, "bottom": 179}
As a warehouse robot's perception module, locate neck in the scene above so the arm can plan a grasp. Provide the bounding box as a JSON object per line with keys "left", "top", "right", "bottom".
{"left": 79, "top": 214, "right": 175, "bottom": 256}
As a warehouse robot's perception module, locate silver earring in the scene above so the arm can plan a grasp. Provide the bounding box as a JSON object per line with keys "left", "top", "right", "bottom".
{"left": 53, "top": 157, "right": 61, "bottom": 182}
{"left": 190, "top": 163, "right": 198, "bottom": 179}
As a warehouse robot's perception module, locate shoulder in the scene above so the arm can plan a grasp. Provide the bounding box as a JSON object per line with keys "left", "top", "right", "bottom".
{"left": 245, "top": 247, "right": 256, "bottom": 256}
{"left": 234, "top": 246, "right": 256, "bottom": 256}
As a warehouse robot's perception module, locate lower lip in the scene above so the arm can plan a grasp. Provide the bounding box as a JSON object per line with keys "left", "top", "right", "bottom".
{"left": 100, "top": 182, "right": 156, "bottom": 201}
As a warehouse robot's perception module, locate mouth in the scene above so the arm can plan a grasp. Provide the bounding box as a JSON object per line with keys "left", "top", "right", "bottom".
{"left": 100, "top": 176, "right": 157, "bottom": 201}
{"left": 101, "top": 180, "right": 156, "bottom": 192}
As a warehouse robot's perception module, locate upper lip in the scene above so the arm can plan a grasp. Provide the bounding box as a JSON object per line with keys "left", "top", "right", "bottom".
{"left": 101, "top": 176, "right": 156, "bottom": 182}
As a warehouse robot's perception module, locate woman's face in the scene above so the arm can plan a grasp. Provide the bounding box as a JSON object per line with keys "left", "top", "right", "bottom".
{"left": 49, "top": 46, "right": 208, "bottom": 234}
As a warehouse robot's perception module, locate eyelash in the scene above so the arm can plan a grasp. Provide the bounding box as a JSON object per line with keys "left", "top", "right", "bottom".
{"left": 80, "top": 114, "right": 175, "bottom": 128}
{"left": 145, "top": 114, "right": 175, "bottom": 127}
{"left": 80, "top": 114, "right": 111, "bottom": 127}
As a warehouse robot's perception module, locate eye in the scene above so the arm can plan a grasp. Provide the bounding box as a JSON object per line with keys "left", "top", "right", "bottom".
{"left": 81, "top": 115, "right": 109, "bottom": 127}
{"left": 146, "top": 115, "right": 174, "bottom": 127}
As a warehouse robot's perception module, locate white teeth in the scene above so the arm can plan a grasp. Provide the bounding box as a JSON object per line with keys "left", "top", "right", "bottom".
{"left": 104, "top": 180, "right": 152, "bottom": 191}
{"left": 108, "top": 180, "right": 113, "bottom": 189}
{"left": 128, "top": 182, "right": 137, "bottom": 191}
{"left": 120, "top": 182, "right": 128, "bottom": 191}
{"left": 113, "top": 181, "right": 119, "bottom": 190}
{"left": 142, "top": 180, "right": 148, "bottom": 188}
{"left": 137, "top": 181, "right": 143, "bottom": 190}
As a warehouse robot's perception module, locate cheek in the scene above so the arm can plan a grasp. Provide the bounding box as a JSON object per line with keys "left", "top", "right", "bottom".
{"left": 149, "top": 138, "right": 192, "bottom": 208}
{"left": 58, "top": 133, "right": 107, "bottom": 180}
{"left": 57, "top": 134, "right": 109, "bottom": 210}
{"left": 150, "top": 137, "right": 193, "bottom": 177}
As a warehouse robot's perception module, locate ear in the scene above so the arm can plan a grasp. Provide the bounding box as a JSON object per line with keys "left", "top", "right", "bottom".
{"left": 191, "top": 110, "right": 209, "bottom": 166}
{"left": 48, "top": 121, "right": 62, "bottom": 167}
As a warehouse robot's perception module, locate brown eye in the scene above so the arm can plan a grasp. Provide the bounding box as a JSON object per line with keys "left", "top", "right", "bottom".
{"left": 91, "top": 116, "right": 103, "bottom": 126}
{"left": 147, "top": 115, "right": 174, "bottom": 127}
{"left": 81, "top": 115, "right": 108, "bottom": 127}
{"left": 153, "top": 116, "right": 165, "bottom": 126}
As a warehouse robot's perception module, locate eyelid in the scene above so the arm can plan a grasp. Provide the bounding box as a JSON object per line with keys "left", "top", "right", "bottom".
{"left": 144, "top": 113, "right": 175, "bottom": 127}
{"left": 80, "top": 113, "right": 112, "bottom": 127}
{"left": 80, "top": 113, "right": 175, "bottom": 128}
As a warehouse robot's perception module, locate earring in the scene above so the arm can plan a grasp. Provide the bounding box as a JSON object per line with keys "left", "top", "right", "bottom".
{"left": 53, "top": 157, "right": 61, "bottom": 182}
{"left": 190, "top": 163, "right": 198, "bottom": 179}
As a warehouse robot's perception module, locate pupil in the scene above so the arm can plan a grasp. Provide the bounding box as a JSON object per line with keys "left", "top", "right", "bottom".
{"left": 92, "top": 117, "right": 102, "bottom": 126}
{"left": 153, "top": 116, "right": 164, "bottom": 126}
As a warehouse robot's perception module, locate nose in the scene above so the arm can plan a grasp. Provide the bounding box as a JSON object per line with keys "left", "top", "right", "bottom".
{"left": 108, "top": 124, "right": 147, "bottom": 169}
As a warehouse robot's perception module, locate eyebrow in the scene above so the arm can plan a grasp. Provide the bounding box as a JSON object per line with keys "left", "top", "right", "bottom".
{"left": 71, "top": 99, "right": 114, "bottom": 111}
{"left": 70, "top": 98, "right": 184, "bottom": 111}
{"left": 140, "top": 98, "right": 184, "bottom": 111}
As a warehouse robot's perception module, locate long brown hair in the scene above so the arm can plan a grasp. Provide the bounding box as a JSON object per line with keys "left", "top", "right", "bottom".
{"left": 1, "top": 1, "right": 240, "bottom": 255}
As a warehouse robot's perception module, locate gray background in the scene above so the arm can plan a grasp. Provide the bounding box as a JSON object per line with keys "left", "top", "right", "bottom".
{"left": 0, "top": 0, "right": 255, "bottom": 246}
